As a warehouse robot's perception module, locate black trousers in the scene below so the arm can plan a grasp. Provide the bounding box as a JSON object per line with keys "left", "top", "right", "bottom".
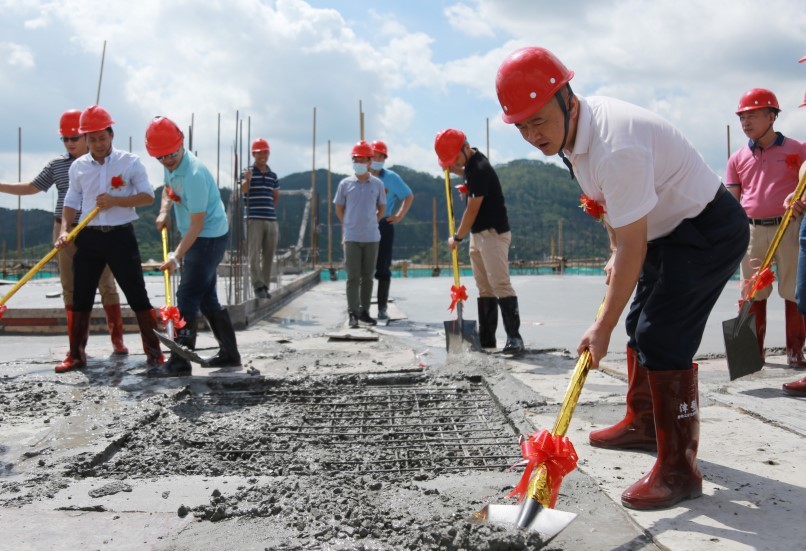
{"left": 374, "top": 219, "right": 394, "bottom": 281}
{"left": 72, "top": 224, "right": 153, "bottom": 312}
{"left": 625, "top": 187, "right": 749, "bottom": 371}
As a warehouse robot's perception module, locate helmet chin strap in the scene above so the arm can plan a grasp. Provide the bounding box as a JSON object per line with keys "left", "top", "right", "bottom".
{"left": 556, "top": 84, "right": 575, "bottom": 180}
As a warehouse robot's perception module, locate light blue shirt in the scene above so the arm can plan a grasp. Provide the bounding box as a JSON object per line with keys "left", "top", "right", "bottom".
{"left": 164, "top": 151, "right": 229, "bottom": 238}
{"left": 65, "top": 148, "right": 154, "bottom": 226}
{"left": 334, "top": 175, "right": 386, "bottom": 242}
{"left": 376, "top": 168, "right": 412, "bottom": 216}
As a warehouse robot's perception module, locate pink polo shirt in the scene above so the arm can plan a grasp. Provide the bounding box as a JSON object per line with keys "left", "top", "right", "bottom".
{"left": 725, "top": 134, "right": 806, "bottom": 218}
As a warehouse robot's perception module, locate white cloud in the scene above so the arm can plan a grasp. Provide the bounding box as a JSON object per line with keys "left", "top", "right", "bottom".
{"left": 1, "top": 43, "right": 35, "bottom": 68}
{"left": 444, "top": 3, "right": 494, "bottom": 38}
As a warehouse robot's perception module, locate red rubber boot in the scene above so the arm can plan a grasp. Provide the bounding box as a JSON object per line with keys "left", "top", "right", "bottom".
{"left": 785, "top": 300, "right": 806, "bottom": 367}
{"left": 55, "top": 310, "right": 91, "bottom": 373}
{"left": 103, "top": 303, "right": 129, "bottom": 355}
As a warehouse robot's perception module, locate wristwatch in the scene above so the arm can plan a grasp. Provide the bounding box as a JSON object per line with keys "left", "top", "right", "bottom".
{"left": 453, "top": 233, "right": 463, "bottom": 242}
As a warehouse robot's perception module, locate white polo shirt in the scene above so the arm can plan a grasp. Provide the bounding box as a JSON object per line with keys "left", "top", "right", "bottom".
{"left": 65, "top": 147, "right": 155, "bottom": 227}
{"left": 568, "top": 96, "right": 721, "bottom": 241}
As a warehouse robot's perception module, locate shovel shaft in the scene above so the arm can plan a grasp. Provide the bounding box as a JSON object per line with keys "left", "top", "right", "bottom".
{"left": 444, "top": 169, "right": 462, "bottom": 287}
{"left": 161, "top": 228, "right": 173, "bottom": 307}
{"left": 745, "top": 170, "right": 806, "bottom": 301}
{"left": 0, "top": 207, "right": 100, "bottom": 308}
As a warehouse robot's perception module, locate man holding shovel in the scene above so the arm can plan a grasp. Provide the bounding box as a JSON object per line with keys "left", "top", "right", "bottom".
{"left": 0, "top": 110, "right": 129, "bottom": 360}
{"left": 55, "top": 105, "right": 164, "bottom": 372}
{"left": 147, "top": 116, "right": 239, "bottom": 377}
{"left": 434, "top": 129, "right": 524, "bottom": 355}
{"left": 496, "top": 46, "right": 748, "bottom": 510}
{"left": 726, "top": 88, "right": 806, "bottom": 366}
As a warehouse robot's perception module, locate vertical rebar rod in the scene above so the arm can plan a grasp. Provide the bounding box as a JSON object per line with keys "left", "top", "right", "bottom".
{"left": 311, "top": 107, "right": 317, "bottom": 269}
{"left": 95, "top": 40, "right": 106, "bottom": 104}
{"left": 327, "top": 140, "right": 332, "bottom": 268}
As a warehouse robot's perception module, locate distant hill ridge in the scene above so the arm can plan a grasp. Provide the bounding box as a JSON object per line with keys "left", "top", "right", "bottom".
{"left": 0, "top": 159, "right": 609, "bottom": 264}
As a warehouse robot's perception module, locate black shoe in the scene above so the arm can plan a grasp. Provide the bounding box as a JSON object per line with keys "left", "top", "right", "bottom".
{"left": 144, "top": 356, "right": 192, "bottom": 377}
{"left": 348, "top": 311, "right": 359, "bottom": 328}
{"left": 256, "top": 286, "right": 270, "bottom": 299}
{"left": 358, "top": 310, "right": 377, "bottom": 326}
{"left": 377, "top": 307, "right": 388, "bottom": 320}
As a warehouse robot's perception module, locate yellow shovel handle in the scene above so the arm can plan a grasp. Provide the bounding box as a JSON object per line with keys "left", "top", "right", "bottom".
{"left": 161, "top": 227, "right": 172, "bottom": 307}
{"left": 444, "top": 169, "right": 461, "bottom": 287}
{"left": 0, "top": 207, "right": 101, "bottom": 308}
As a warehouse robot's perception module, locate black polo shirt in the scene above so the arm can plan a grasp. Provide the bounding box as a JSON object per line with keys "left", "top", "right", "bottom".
{"left": 464, "top": 149, "right": 510, "bottom": 234}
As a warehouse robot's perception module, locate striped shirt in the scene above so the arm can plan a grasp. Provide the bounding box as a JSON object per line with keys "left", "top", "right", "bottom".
{"left": 243, "top": 164, "right": 279, "bottom": 220}
{"left": 31, "top": 154, "right": 81, "bottom": 223}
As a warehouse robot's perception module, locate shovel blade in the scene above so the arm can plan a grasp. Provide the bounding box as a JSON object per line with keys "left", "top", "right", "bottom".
{"left": 722, "top": 312, "right": 764, "bottom": 380}
{"left": 443, "top": 319, "right": 480, "bottom": 353}
{"left": 468, "top": 502, "right": 577, "bottom": 546}
{"left": 153, "top": 329, "right": 209, "bottom": 366}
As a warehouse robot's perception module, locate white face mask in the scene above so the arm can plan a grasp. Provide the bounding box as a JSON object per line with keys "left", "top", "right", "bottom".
{"left": 353, "top": 162, "right": 369, "bottom": 176}
{"left": 370, "top": 160, "right": 385, "bottom": 171}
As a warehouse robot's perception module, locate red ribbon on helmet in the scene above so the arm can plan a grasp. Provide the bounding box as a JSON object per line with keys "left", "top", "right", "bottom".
{"left": 506, "top": 429, "right": 579, "bottom": 508}
{"left": 579, "top": 194, "right": 606, "bottom": 222}
{"left": 166, "top": 186, "right": 181, "bottom": 203}
{"left": 159, "top": 305, "right": 186, "bottom": 334}
{"left": 448, "top": 284, "right": 468, "bottom": 311}
{"left": 0, "top": 304, "right": 6, "bottom": 319}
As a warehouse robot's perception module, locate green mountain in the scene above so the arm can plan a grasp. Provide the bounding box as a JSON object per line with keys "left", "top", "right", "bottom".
{"left": 1, "top": 160, "right": 610, "bottom": 266}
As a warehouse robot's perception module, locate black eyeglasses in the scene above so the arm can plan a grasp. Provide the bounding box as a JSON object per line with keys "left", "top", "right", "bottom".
{"left": 61, "top": 136, "right": 82, "bottom": 143}
{"left": 157, "top": 150, "right": 181, "bottom": 162}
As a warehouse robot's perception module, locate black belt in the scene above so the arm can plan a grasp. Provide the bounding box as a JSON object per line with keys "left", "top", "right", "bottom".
{"left": 86, "top": 223, "right": 133, "bottom": 232}
{"left": 748, "top": 217, "right": 783, "bottom": 227}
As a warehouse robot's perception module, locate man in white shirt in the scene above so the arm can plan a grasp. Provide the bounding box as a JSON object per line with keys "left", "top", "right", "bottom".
{"left": 496, "top": 47, "right": 749, "bottom": 511}
{"left": 55, "top": 105, "right": 164, "bottom": 372}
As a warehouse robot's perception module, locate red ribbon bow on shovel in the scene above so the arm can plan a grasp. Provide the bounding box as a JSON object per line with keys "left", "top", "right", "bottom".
{"left": 448, "top": 284, "right": 468, "bottom": 311}
{"left": 506, "top": 428, "right": 579, "bottom": 508}
{"left": 158, "top": 305, "right": 186, "bottom": 335}
{"left": 741, "top": 265, "right": 775, "bottom": 304}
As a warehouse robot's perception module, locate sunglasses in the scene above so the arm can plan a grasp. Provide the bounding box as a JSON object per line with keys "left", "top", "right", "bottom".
{"left": 157, "top": 150, "right": 181, "bottom": 162}
{"left": 61, "top": 136, "right": 82, "bottom": 143}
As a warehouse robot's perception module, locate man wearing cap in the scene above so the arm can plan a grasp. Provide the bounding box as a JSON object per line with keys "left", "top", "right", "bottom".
{"left": 434, "top": 129, "right": 524, "bottom": 355}
{"left": 726, "top": 88, "right": 806, "bottom": 366}
{"left": 148, "top": 116, "right": 240, "bottom": 376}
{"left": 241, "top": 138, "right": 280, "bottom": 299}
{"left": 55, "top": 105, "right": 164, "bottom": 372}
{"left": 495, "top": 47, "right": 748, "bottom": 510}
{"left": 0, "top": 110, "right": 128, "bottom": 361}
{"left": 334, "top": 141, "right": 386, "bottom": 329}
{"left": 369, "top": 140, "right": 413, "bottom": 320}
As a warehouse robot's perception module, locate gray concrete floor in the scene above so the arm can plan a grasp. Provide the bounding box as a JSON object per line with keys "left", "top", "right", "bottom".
{"left": 1, "top": 274, "right": 804, "bottom": 550}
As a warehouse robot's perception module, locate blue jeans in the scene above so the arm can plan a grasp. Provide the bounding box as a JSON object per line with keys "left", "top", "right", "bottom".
{"left": 797, "top": 216, "right": 806, "bottom": 315}
{"left": 177, "top": 233, "right": 229, "bottom": 320}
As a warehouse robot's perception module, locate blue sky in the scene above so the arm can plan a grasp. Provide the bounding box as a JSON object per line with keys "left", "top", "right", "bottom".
{"left": 1, "top": 0, "right": 805, "bottom": 212}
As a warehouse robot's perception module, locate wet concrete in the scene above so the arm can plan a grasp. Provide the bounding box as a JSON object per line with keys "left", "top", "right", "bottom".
{"left": 0, "top": 275, "right": 804, "bottom": 550}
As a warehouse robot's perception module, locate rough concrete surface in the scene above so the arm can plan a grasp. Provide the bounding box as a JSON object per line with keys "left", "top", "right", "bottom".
{"left": 1, "top": 275, "right": 803, "bottom": 550}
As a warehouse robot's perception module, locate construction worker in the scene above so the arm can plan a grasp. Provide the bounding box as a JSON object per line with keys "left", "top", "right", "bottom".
{"left": 334, "top": 140, "right": 386, "bottom": 329}
{"left": 0, "top": 110, "right": 129, "bottom": 360}
{"left": 369, "top": 140, "right": 413, "bottom": 319}
{"left": 726, "top": 88, "right": 806, "bottom": 366}
{"left": 241, "top": 138, "right": 280, "bottom": 299}
{"left": 54, "top": 105, "right": 164, "bottom": 372}
{"left": 495, "top": 47, "right": 748, "bottom": 510}
{"left": 434, "top": 129, "right": 524, "bottom": 355}
{"left": 782, "top": 59, "right": 806, "bottom": 396}
{"left": 148, "top": 116, "right": 240, "bottom": 376}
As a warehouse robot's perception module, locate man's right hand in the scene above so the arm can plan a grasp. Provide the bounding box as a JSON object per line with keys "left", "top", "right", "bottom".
{"left": 155, "top": 212, "right": 170, "bottom": 231}
{"left": 241, "top": 169, "right": 252, "bottom": 193}
{"left": 55, "top": 232, "right": 70, "bottom": 249}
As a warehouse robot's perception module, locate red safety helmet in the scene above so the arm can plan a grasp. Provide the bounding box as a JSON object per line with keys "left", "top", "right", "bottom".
{"left": 371, "top": 140, "right": 388, "bottom": 157}
{"left": 78, "top": 105, "right": 115, "bottom": 134}
{"left": 351, "top": 140, "right": 373, "bottom": 158}
{"left": 496, "top": 47, "right": 574, "bottom": 124}
{"left": 252, "top": 138, "right": 270, "bottom": 153}
{"left": 145, "top": 116, "right": 184, "bottom": 157}
{"left": 59, "top": 110, "right": 82, "bottom": 137}
{"left": 434, "top": 129, "right": 466, "bottom": 168}
{"left": 736, "top": 88, "right": 780, "bottom": 114}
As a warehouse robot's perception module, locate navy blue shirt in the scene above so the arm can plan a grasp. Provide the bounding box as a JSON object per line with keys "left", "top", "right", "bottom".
{"left": 243, "top": 164, "right": 279, "bottom": 220}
